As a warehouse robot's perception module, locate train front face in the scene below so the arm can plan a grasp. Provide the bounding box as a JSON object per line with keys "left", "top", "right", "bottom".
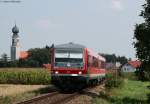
{"left": 51, "top": 47, "right": 88, "bottom": 89}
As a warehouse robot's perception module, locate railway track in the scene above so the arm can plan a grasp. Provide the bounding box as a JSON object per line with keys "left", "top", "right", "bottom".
{"left": 17, "top": 90, "right": 79, "bottom": 104}
{"left": 17, "top": 92, "right": 59, "bottom": 104}
{"left": 17, "top": 83, "right": 105, "bottom": 104}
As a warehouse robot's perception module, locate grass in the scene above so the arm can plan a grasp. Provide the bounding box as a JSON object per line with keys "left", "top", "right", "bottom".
{"left": 111, "top": 79, "right": 150, "bottom": 100}
{"left": 92, "top": 97, "right": 109, "bottom": 104}
{"left": 0, "top": 84, "right": 51, "bottom": 104}
{"left": 92, "top": 79, "right": 150, "bottom": 104}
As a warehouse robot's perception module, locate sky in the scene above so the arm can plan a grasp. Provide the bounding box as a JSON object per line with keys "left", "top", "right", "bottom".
{"left": 0, "top": 0, "right": 144, "bottom": 59}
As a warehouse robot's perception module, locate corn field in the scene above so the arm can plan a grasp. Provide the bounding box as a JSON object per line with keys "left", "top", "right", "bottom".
{"left": 0, "top": 68, "right": 51, "bottom": 85}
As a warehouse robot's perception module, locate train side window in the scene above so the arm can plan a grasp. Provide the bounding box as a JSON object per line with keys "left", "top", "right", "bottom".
{"left": 93, "top": 57, "right": 98, "bottom": 68}
{"left": 93, "top": 57, "right": 96, "bottom": 67}
{"left": 88, "top": 55, "right": 92, "bottom": 67}
{"left": 88, "top": 55, "right": 102, "bottom": 68}
{"left": 101, "top": 61, "right": 105, "bottom": 69}
{"left": 98, "top": 61, "right": 101, "bottom": 69}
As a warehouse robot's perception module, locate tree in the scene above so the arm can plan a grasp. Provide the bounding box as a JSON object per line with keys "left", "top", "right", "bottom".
{"left": 1, "top": 53, "right": 8, "bottom": 62}
{"left": 100, "top": 53, "right": 128, "bottom": 65}
{"left": 134, "top": 0, "right": 150, "bottom": 80}
{"left": 0, "top": 45, "right": 52, "bottom": 68}
{"left": 27, "top": 46, "right": 51, "bottom": 67}
{"left": 0, "top": 53, "right": 8, "bottom": 67}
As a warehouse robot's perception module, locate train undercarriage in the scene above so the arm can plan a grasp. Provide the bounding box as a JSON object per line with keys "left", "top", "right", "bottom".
{"left": 51, "top": 75, "right": 105, "bottom": 91}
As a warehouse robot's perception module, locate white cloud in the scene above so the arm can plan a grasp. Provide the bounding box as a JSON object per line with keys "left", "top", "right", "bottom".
{"left": 111, "top": 0, "right": 123, "bottom": 11}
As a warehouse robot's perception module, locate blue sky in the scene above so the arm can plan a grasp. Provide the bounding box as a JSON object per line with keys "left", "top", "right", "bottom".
{"left": 0, "top": 0, "right": 144, "bottom": 58}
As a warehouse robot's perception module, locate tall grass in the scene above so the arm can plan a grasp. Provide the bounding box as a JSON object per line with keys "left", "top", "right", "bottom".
{"left": 0, "top": 68, "right": 51, "bottom": 84}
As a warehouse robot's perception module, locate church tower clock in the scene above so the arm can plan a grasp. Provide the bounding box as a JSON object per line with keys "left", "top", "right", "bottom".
{"left": 11, "top": 25, "right": 20, "bottom": 61}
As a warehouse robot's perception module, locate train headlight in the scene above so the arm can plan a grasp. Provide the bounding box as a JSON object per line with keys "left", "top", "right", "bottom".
{"left": 78, "top": 71, "right": 82, "bottom": 74}
{"left": 55, "top": 71, "right": 59, "bottom": 74}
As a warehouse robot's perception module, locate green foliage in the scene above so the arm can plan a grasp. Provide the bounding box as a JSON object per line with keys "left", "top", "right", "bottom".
{"left": 134, "top": 0, "right": 150, "bottom": 80}
{"left": 27, "top": 46, "right": 51, "bottom": 67}
{"left": 0, "top": 68, "right": 51, "bottom": 84}
{"left": 147, "top": 93, "right": 150, "bottom": 103}
{"left": 105, "top": 73, "right": 124, "bottom": 89}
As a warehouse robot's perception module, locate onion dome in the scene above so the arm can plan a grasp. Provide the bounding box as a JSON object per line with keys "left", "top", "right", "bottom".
{"left": 12, "top": 25, "right": 19, "bottom": 33}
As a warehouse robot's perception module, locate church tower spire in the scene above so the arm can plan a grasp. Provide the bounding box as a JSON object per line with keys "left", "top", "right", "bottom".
{"left": 11, "top": 24, "right": 20, "bottom": 61}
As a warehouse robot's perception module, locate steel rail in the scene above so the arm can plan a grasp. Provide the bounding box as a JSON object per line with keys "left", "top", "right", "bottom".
{"left": 16, "top": 92, "right": 59, "bottom": 104}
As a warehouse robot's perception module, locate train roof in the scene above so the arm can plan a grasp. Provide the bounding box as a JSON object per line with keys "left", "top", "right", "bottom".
{"left": 55, "top": 42, "right": 86, "bottom": 49}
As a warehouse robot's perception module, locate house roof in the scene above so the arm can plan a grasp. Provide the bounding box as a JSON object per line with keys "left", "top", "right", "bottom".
{"left": 128, "top": 61, "right": 141, "bottom": 68}
{"left": 20, "top": 51, "right": 29, "bottom": 59}
{"left": 43, "top": 64, "right": 51, "bottom": 69}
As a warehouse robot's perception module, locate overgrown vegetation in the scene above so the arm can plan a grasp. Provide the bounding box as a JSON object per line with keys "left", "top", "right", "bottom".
{"left": 0, "top": 68, "right": 51, "bottom": 84}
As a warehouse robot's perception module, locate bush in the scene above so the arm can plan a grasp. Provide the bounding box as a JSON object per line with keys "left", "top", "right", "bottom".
{"left": 147, "top": 93, "right": 150, "bottom": 103}
{"left": 0, "top": 68, "right": 51, "bottom": 85}
{"left": 135, "top": 70, "right": 148, "bottom": 81}
{"left": 105, "top": 73, "right": 124, "bottom": 89}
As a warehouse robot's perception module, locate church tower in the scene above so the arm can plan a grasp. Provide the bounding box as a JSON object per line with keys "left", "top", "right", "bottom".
{"left": 11, "top": 25, "right": 20, "bottom": 61}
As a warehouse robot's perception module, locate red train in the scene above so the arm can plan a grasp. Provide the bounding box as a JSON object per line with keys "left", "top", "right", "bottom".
{"left": 51, "top": 43, "right": 106, "bottom": 90}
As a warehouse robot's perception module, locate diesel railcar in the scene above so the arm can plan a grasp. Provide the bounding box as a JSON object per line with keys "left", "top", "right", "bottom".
{"left": 51, "top": 43, "right": 106, "bottom": 90}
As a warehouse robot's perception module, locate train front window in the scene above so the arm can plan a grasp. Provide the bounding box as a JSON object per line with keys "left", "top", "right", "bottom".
{"left": 55, "top": 52, "right": 83, "bottom": 68}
